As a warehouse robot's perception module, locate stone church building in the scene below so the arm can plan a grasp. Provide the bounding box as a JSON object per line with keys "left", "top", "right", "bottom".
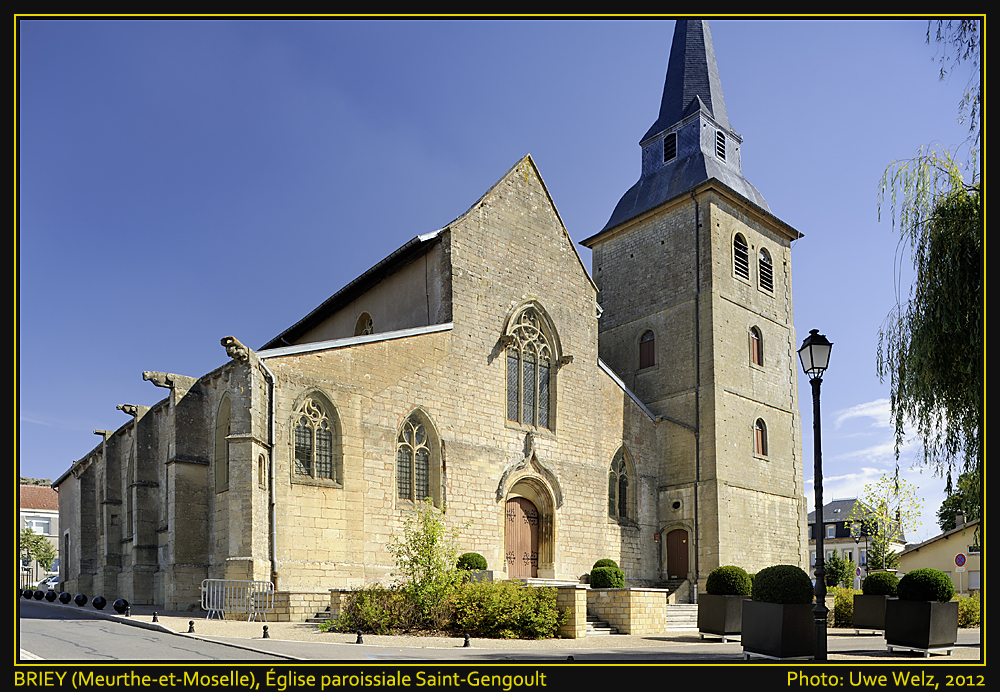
{"left": 54, "top": 20, "right": 808, "bottom": 614}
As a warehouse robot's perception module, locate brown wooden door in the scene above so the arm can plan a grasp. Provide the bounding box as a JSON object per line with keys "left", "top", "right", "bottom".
{"left": 505, "top": 497, "right": 539, "bottom": 578}
{"left": 666, "top": 528, "right": 688, "bottom": 579}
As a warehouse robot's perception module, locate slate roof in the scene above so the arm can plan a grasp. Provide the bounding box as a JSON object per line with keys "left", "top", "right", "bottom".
{"left": 808, "top": 498, "right": 905, "bottom": 544}
{"left": 596, "top": 19, "right": 772, "bottom": 237}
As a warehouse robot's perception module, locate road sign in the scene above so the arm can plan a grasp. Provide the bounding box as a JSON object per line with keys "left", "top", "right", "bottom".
{"left": 956, "top": 553, "right": 967, "bottom": 567}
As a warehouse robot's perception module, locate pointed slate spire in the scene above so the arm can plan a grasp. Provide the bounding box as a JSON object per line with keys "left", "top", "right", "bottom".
{"left": 642, "top": 19, "right": 730, "bottom": 143}
{"left": 595, "top": 19, "right": 768, "bottom": 236}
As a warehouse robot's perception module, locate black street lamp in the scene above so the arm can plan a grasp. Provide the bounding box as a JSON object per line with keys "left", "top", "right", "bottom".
{"left": 798, "top": 328, "right": 833, "bottom": 661}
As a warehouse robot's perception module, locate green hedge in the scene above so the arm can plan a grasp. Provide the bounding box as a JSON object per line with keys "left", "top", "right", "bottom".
{"left": 861, "top": 571, "right": 899, "bottom": 596}
{"left": 898, "top": 568, "right": 955, "bottom": 602}
{"left": 457, "top": 552, "right": 488, "bottom": 570}
{"left": 957, "top": 593, "right": 980, "bottom": 628}
{"left": 321, "top": 581, "right": 568, "bottom": 639}
{"left": 705, "top": 565, "right": 752, "bottom": 596}
{"left": 451, "top": 582, "right": 567, "bottom": 639}
{"left": 590, "top": 566, "right": 626, "bottom": 588}
{"left": 752, "top": 564, "right": 814, "bottom": 604}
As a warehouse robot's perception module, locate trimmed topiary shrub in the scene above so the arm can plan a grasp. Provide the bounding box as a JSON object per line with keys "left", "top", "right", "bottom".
{"left": 862, "top": 571, "right": 899, "bottom": 596}
{"left": 457, "top": 552, "right": 488, "bottom": 571}
{"left": 897, "top": 568, "right": 955, "bottom": 602}
{"left": 592, "top": 559, "right": 620, "bottom": 570}
{"left": 706, "top": 565, "right": 752, "bottom": 596}
{"left": 751, "top": 564, "right": 814, "bottom": 604}
{"left": 590, "top": 566, "right": 626, "bottom": 588}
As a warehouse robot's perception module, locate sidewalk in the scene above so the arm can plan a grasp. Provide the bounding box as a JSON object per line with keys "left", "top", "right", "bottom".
{"left": 24, "top": 600, "right": 983, "bottom": 662}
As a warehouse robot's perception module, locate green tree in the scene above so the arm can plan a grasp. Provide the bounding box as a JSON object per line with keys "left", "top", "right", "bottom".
{"left": 387, "top": 500, "right": 465, "bottom": 626}
{"left": 936, "top": 471, "right": 980, "bottom": 532}
{"left": 877, "top": 20, "right": 982, "bottom": 543}
{"left": 20, "top": 528, "right": 57, "bottom": 572}
{"left": 848, "top": 476, "right": 923, "bottom": 572}
{"left": 824, "top": 553, "right": 858, "bottom": 588}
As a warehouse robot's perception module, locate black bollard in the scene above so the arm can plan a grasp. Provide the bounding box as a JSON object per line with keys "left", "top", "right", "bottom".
{"left": 464, "top": 634, "right": 470, "bottom": 648}
{"left": 74, "top": 594, "right": 88, "bottom": 607}
{"left": 113, "top": 598, "right": 129, "bottom": 614}
{"left": 33, "top": 590, "right": 45, "bottom": 600}
{"left": 356, "top": 630, "right": 363, "bottom": 644}
{"left": 59, "top": 592, "right": 72, "bottom": 604}
{"left": 188, "top": 621, "right": 195, "bottom": 633}
{"left": 92, "top": 596, "right": 107, "bottom": 610}
{"left": 45, "top": 590, "right": 57, "bottom": 602}
{"left": 262, "top": 626, "right": 269, "bottom": 639}
{"left": 152, "top": 612, "right": 158, "bottom": 623}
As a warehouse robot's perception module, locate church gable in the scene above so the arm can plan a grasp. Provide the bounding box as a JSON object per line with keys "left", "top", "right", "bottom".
{"left": 446, "top": 155, "right": 598, "bottom": 369}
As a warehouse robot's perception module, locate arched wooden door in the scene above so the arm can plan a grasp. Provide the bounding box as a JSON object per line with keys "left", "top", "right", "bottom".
{"left": 505, "top": 497, "right": 539, "bottom": 578}
{"left": 666, "top": 528, "right": 689, "bottom": 580}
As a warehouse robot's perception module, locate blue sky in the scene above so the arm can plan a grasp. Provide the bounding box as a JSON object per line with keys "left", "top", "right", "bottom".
{"left": 17, "top": 18, "right": 978, "bottom": 545}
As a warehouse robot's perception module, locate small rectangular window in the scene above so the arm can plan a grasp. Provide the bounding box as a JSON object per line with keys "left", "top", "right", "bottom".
{"left": 715, "top": 130, "right": 726, "bottom": 160}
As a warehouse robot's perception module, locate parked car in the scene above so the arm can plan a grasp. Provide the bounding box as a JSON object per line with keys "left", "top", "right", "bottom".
{"left": 33, "top": 575, "right": 59, "bottom": 590}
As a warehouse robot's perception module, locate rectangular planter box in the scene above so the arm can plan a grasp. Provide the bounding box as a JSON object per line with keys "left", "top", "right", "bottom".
{"left": 742, "top": 600, "right": 815, "bottom": 659}
{"left": 698, "top": 593, "right": 749, "bottom": 637}
{"left": 885, "top": 599, "right": 959, "bottom": 650}
{"left": 853, "top": 594, "right": 894, "bottom": 631}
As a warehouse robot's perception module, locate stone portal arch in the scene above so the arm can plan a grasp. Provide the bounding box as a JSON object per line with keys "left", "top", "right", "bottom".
{"left": 504, "top": 474, "right": 556, "bottom": 579}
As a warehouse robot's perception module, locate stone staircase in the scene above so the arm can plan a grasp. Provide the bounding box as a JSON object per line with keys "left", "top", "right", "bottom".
{"left": 585, "top": 611, "right": 618, "bottom": 635}
{"left": 306, "top": 607, "right": 332, "bottom": 625}
{"left": 662, "top": 603, "right": 698, "bottom": 630}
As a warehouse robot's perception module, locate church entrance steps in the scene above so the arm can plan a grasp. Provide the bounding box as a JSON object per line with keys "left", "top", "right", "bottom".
{"left": 662, "top": 604, "right": 699, "bottom": 629}
{"left": 511, "top": 578, "right": 584, "bottom": 588}
{"left": 585, "top": 612, "right": 619, "bottom": 635}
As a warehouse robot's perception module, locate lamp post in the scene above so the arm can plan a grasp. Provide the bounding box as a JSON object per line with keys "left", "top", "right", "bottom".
{"left": 798, "top": 328, "right": 833, "bottom": 661}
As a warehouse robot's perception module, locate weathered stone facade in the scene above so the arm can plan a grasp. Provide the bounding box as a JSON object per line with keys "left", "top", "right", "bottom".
{"left": 54, "top": 20, "right": 808, "bottom": 616}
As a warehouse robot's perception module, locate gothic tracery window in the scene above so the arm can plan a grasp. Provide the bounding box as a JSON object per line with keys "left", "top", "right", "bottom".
{"left": 506, "top": 308, "right": 554, "bottom": 430}
{"left": 397, "top": 414, "right": 432, "bottom": 503}
{"left": 293, "top": 396, "right": 338, "bottom": 483}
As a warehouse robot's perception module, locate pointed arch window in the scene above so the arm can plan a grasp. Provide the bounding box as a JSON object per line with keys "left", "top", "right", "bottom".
{"left": 293, "top": 396, "right": 341, "bottom": 484}
{"left": 758, "top": 248, "right": 773, "bottom": 292}
{"left": 506, "top": 308, "right": 555, "bottom": 430}
{"left": 608, "top": 447, "right": 632, "bottom": 521}
{"left": 749, "top": 326, "right": 763, "bottom": 367}
{"left": 754, "top": 419, "right": 768, "bottom": 457}
{"left": 734, "top": 234, "right": 750, "bottom": 280}
{"left": 639, "top": 330, "right": 655, "bottom": 369}
{"left": 397, "top": 412, "right": 440, "bottom": 505}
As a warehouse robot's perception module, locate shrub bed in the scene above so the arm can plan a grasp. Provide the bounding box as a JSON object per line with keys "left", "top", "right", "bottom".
{"left": 321, "top": 581, "right": 567, "bottom": 639}
{"left": 957, "top": 593, "right": 980, "bottom": 628}
{"left": 832, "top": 586, "right": 861, "bottom": 628}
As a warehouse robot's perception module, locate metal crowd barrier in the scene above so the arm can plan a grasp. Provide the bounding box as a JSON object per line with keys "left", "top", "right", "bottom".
{"left": 200, "top": 579, "right": 274, "bottom": 621}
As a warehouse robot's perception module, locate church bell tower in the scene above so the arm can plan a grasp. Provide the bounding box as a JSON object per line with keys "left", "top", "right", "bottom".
{"left": 582, "top": 19, "right": 808, "bottom": 588}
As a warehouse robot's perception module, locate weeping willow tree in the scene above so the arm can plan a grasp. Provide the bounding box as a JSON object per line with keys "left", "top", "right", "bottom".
{"left": 876, "top": 21, "right": 982, "bottom": 544}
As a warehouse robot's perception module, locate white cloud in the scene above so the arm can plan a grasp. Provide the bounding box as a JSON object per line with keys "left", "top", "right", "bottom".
{"left": 834, "top": 399, "right": 892, "bottom": 429}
